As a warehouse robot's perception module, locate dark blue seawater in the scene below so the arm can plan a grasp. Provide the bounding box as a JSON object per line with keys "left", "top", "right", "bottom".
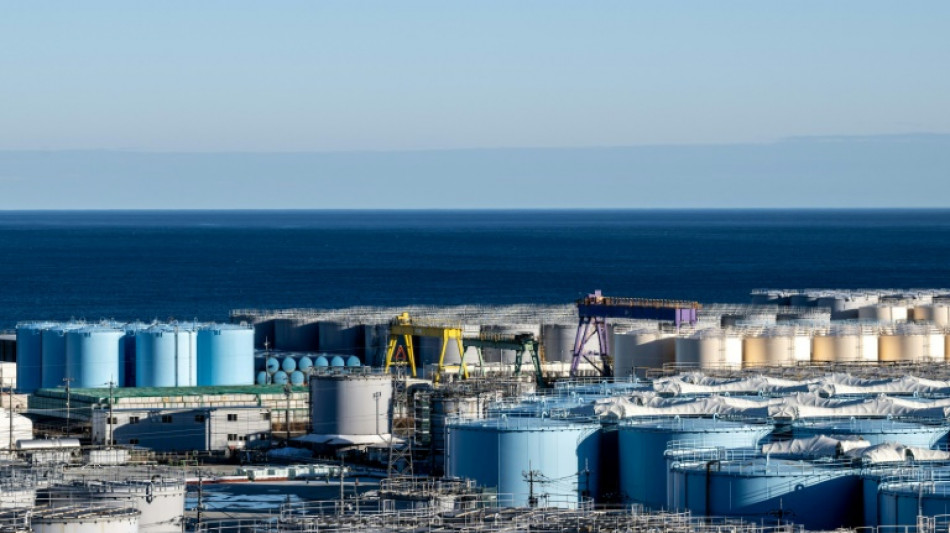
{"left": 1, "top": 209, "right": 949, "bottom": 328}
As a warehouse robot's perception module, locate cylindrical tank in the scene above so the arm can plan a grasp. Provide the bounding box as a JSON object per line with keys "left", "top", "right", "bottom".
{"left": 742, "top": 331, "right": 796, "bottom": 367}
{"left": 298, "top": 356, "right": 313, "bottom": 373}
{"left": 290, "top": 370, "right": 305, "bottom": 385}
{"left": 428, "top": 390, "right": 490, "bottom": 476}
{"left": 273, "top": 317, "right": 319, "bottom": 352}
{"left": 273, "top": 371, "right": 289, "bottom": 385}
{"left": 859, "top": 304, "right": 909, "bottom": 323}
{"left": 30, "top": 505, "right": 140, "bottom": 533}
{"left": 310, "top": 374, "right": 392, "bottom": 436}
{"left": 792, "top": 419, "right": 950, "bottom": 448}
{"left": 281, "top": 356, "right": 297, "bottom": 373}
{"left": 41, "top": 324, "right": 82, "bottom": 389}
{"left": 15, "top": 322, "right": 55, "bottom": 393}
{"left": 675, "top": 330, "right": 742, "bottom": 369}
{"left": 346, "top": 355, "right": 361, "bottom": 367}
{"left": 446, "top": 417, "right": 601, "bottom": 506}
{"left": 418, "top": 336, "right": 463, "bottom": 368}
{"left": 121, "top": 322, "right": 147, "bottom": 387}
{"left": 197, "top": 323, "right": 254, "bottom": 386}
{"left": 135, "top": 325, "right": 198, "bottom": 387}
{"left": 265, "top": 356, "right": 280, "bottom": 374}
{"left": 619, "top": 418, "right": 773, "bottom": 509}
{"left": 46, "top": 478, "right": 185, "bottom": 533}
{"left": 750, "top": 290, "right": 790, "bottom": 306}
{"left": 252, "top": 317, "right": 275, "bottom": 349}
{"left": 612, "top": 329, "right": 676, "bottom": 378}
{"left": 670, "top": 458, "right": 861, "bottom": 530}
{"left": 314, "top": 355, "right": 329, "bottom": 368}
{"left": 879, "top": 327, "right": 945, "bottom": 362}
{"left": 878, "top": 479, "right": 950, "bottom": 527}
{"left": 256, "top": 371, "right": 269, "bottom": 385}
{"left": 812, "top": 327, "right": 879, "bottom": 363}
{"left": 789, "top": 292, "right": 819, "bottom": 307}
{"left": 541, "top": 324, "right": 578, "bottom": 363}
{"left": 329, "top": 355, "right": 345, "bottom": 368}
{"left": 66, "top": 326, "right": 124, "bottom": 389}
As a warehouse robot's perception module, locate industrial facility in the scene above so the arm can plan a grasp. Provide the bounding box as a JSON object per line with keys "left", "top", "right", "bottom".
{"left": 6, "top": 288, "right": 950, "bottom": 531}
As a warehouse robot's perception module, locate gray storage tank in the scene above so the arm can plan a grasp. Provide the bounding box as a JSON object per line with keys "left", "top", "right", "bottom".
{"left": 310, "top": 373, "right": 392, "bottom": 436}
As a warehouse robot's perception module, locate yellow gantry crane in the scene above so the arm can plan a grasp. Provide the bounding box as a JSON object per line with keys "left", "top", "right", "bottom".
{"left": 384, "top": 313, "right": 468, "bottom": 382}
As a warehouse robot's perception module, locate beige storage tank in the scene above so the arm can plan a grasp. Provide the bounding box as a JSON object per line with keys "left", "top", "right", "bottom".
{"left": 611, "top": 328, "right": 676, "bottom": 377}
{"left": 812, "top": 327, "right": 879, "bottom": 363}
{"left": 858, "top": 303, "right": 909, "bottom": 323}
{"left": 920, "top": 301, "right": 950, "bottom": 327}
{"left": 675, "top": 330, "right": 742, "bottom": 369}
{"left": 480, "top": 324, "right": 541, "bottom": 364}
{"left": 742, "top": 330, "right": 796, "bottom": 367}
{"left": 540, "top": 323, "right": 578, "bottom": 363}
{"left": 879, "top": 326, "right": 945, "bottom": 362}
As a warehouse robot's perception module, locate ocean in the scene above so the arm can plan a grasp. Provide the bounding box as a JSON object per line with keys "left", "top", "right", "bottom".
{"left": 1, "top": 209, "right": 949, "bottom": 328}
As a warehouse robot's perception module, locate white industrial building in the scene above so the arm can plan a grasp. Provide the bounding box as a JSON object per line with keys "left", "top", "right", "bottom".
{"left": 91, "top": 406, "right": 271, "bottom": 452}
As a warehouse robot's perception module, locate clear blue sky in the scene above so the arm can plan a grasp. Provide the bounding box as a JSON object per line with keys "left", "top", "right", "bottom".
{"left": 1, "top": 3, "right": 948, "bottom": 208}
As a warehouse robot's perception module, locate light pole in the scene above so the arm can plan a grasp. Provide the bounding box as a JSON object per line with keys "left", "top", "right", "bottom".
{"left": 373, "top": 391, "right": 381, "bottom": 436}
{"left": 62, "top": 377, "right": 74, "bottom": 436}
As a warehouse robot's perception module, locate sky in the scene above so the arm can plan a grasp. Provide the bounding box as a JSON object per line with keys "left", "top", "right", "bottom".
{"left": 1, "top": 2, "right": 948, "bottom": 208}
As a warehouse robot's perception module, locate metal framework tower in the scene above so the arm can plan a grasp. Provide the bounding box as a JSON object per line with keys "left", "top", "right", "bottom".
{"left": 387, "top": 368, "right": 414, "bottom": 478}
{"left": 572, "top": 290, "right": 700, "bottom": 377}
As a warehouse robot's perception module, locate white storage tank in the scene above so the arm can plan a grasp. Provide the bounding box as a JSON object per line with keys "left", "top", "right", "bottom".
{"left": 879, "top": 326, "right": 945, "bottom": 362}
{"left": 30, "top": 505, "right": 140, "bottom": 533}
{"left": 612, "top": 328, "right": 675, "bottom": 378}
{"left": 310, "top": 373, "right": 392, "bottom": 436}
{"left": 675, "top": 330, "right": 742, "bottom": 369}
{"left": 859, "top": 303, "right": 909, "bottom": 323}
{"left": 46, "top": 478, "right": 184, "bottom": 533}
{"left": 540, "top": 324, "right": 579, "bottom": 363}
{"left": 812, "top": 327, "right": 879, "bottom": 363}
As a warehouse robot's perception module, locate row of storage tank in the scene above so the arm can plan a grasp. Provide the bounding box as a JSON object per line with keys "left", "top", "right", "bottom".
{"left": 751, "top": 288, "right": 950, "bottom": 324}
{"left": 445, "top": 407, "right": 950, "bottom": 529}
{"left": 244, "top": 318, "right": 593, "bottom": 367}
{"left": 613, "top": 325, "right": 950, "bottom": 376}
{"left": 15, "top": 321, "right": 254, "bottom": 392}
{"left": 256, "top": 352, "right": 362, "bottom": 386}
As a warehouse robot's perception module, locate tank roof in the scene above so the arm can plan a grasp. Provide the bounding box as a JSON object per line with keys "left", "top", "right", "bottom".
{"left": 447, "top": 415, "right": 599, "bottom": 432}
{"left": 34, "top": 384, "right": 308, "bottom": 402}
{"left": 619, "top": 417, "right": 771, "bottom": 432}
{"left": 793, "top": 419, "right": 946, "bottom": 433}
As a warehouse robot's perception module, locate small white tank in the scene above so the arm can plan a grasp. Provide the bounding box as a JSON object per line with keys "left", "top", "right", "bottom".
{"left": 675, "top": 330, "right": 742, "bottom": 369}
{"left": 611, "top": 328, "right": 676, "bottom": 377}
{"left": 812, "top": 327, "right": 878, "bottom": 363}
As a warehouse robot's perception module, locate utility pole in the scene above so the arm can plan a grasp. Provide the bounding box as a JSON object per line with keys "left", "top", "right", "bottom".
{"left": 2, "top": 367, "right": 11, "bottom": 451}
{"left": 107, "top": 379, "right": 116, "bottom": 448}
{"left": 196, "top": 469, "right": 203, "bottom": 527}
{"left": 339, "top": 457, "right": 345, "bottom": 514}
{"left": 62, "top": 377, "right": 74, "bottom": 437}
{"left": 283, "top": 383, "right": 292, "bottom": 442}
{"left": 523, "top": 462, "right": 543, "bottom": 508}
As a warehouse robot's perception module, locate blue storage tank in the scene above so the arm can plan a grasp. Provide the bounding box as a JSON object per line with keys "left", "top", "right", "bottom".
{"left": 15, "top": 322, "right": 55, "bottom": 393}
{"left": 265, "top": 357, "right": 280, "bottom": 374}
{"left": 197, "top": 323, "right": 254, "bottom": 386}
{"left": 256, "top": 371, "right": 269, "bottom": 385}
{"left": 41, "top": 324, "right": 82, "bottom": 389}
{"left": 330, "top": 355, "right": 345, "bottom": 368}
{"left": 446, "top": 417, "right": 601, "bottom": 506}
{"left": 346, "top": 355, "right": 361, "bottom": 368}
{"left": 273, "top": 371, "right": 289, "bottom": 385}
{"left": 65, "top": 326, "right": 124, "bottom": 388}
{"left": 298, "top": 356, "right": 313, "bottom": 373}
{"left": 290, "top": 370, "right": 305, "bottom": 386}
{"left": 793, "top": 419, "right": 950, "bottom": 448}
{"left": 670, "top": 456, "right": 862, "bottom": 530}
{"left": 878, "top": 476, "right": 950, "bottom": 527}
{"left": 281, "top": 356, "right": 297, "bottom": 373}
{"left": 314, "top": 356, "right": 329, "bottom": 368}
{"left": 135, "top": 325, "right": 198, "bottom": 387}
{"left": 619, "top": 417, "right": 773, "bottom": 509}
